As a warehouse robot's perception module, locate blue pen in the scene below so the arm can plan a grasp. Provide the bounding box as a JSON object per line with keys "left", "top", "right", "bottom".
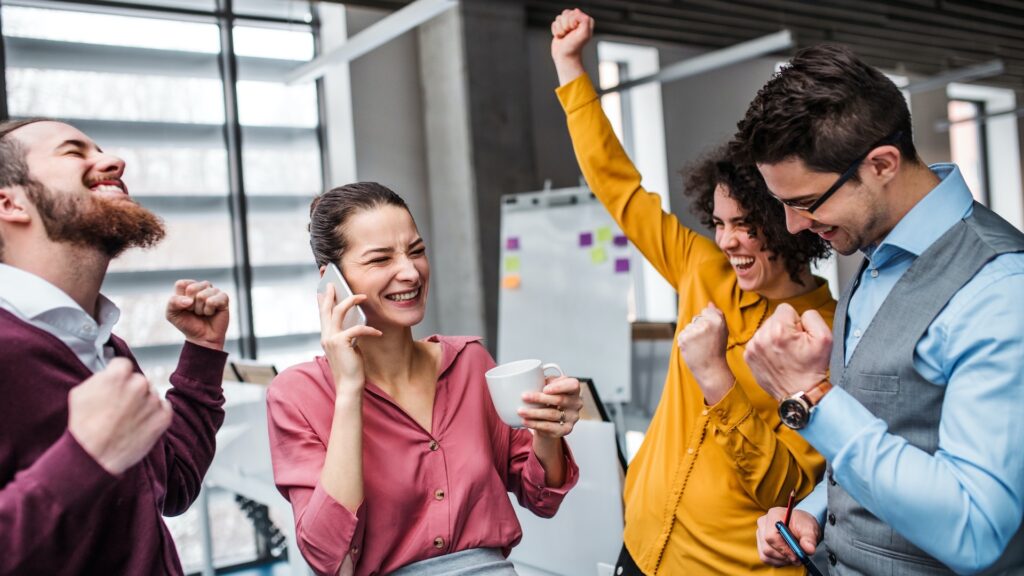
{"left": 775, "top": 521, "right": 825, "bottom": 576}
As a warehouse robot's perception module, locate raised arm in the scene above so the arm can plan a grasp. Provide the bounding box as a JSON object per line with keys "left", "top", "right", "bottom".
{"left": 552, "top": 9, "right": 706, "bottom": 287}
{"left": 160, "top": 279, "right": 230, "bottom": 514}
{"left": 266, "top": 286, "right": 381, "bottom": 576}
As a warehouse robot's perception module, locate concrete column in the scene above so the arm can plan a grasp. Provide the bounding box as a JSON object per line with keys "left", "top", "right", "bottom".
{"left": 418, "top": 0, "right": 539, "bottom": 347}
{"left": 461, "top": 0, "right": 539, "bottom": 347}
{"left": 319, "top": 4, "right": 357, "bottom": 188}
{"left": 417, "top": 8, "right": 488, "bottom": 340}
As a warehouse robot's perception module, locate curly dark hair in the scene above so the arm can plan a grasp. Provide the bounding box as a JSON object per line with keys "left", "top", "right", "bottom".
{"left": 682, "top": 145, "right": 830, "bottom": 284}
{"left": 732, "top": 44, "right": 918, "bottom": 175}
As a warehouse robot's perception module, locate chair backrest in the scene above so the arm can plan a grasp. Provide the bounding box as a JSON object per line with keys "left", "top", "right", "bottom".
{"left": 230, "top": 359, "right": 278, "bottom": 385}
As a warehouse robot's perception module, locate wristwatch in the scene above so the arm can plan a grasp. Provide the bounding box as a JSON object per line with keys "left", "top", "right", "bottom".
{"left": 778, "top": 380, "right": 833, "bottom": 430}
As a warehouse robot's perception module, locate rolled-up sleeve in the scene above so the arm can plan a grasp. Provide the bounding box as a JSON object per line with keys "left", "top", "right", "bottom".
{"left": 505, "top": 429, "right": 579, "bottom": 518}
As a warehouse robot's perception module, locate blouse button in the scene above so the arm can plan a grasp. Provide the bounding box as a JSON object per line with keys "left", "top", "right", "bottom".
{"left": 687, "top": 448, "right": 694, "bottom": 454}
{"left": 870, "top": 269, "right": 879, "bottom": 278}
{"left": 433, "top": 536, "right": 445, "bottom": 549}
{"left": 429, "top": 440, "right": 439, "bottom": 451}
{"left": 434, "top": 489, "right": 445, "bottom": 501}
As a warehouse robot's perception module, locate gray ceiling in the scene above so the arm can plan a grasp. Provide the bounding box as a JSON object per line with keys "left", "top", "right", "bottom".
{"left": 330, "top": 0, "right": 1024, "bottom": 95}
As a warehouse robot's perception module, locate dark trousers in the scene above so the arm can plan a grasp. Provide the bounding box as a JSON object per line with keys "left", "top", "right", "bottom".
{"left": 615, "top": 544, "right": 646, "bottom": 576}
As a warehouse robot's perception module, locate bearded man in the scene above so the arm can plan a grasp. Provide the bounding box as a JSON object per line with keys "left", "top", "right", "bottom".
{"left": 0, "top": 118, "right": 230, "bottom": 575}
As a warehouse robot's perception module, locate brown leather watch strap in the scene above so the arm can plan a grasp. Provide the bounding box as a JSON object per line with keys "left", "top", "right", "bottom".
{"left": 804, "top": 379, "right": 833, "bottom": 407}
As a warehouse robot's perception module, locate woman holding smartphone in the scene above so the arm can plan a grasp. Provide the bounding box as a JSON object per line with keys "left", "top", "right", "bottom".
{"left": 550, "top": 9, "right": 835, "bottom": 576}
{"left": 266, "top": 182, "right": 582, "bottom": 576}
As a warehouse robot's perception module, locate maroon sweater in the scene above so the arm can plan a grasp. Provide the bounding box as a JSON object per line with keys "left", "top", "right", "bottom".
{"left": 0, "top": 308, "right": 227, "bottom": 575}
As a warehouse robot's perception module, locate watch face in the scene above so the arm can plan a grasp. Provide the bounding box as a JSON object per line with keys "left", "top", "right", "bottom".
{"left": 779, "top": 398, "right": 810, "bottom": 429}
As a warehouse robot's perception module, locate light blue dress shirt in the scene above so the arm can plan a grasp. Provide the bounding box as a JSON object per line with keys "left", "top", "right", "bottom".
{"left": 797, "top": 165, "right": 1024, "bottom": 575}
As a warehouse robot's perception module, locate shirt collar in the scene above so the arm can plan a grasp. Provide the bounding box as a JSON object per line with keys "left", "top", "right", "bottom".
{"left": 866, "top": 163, "right": 974, "bottom": 259}
{"left": 0, "top": 263, "right": 120, "bottom": 339}
{"left": 425, "top": 334, "right": 485, "bottom": 378}
{"left": 773, "top": 275, "right": 834, "bottom": 311}
{"left": 0, "top": 263, "right": 85, "bottom": 319}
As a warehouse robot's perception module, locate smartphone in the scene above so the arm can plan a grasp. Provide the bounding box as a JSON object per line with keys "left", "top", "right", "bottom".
{"left": 317, "top": 263, "right": 367, "bottom": 331}
{"left": 775, "top": 521, "right": 824, "bottom": 576}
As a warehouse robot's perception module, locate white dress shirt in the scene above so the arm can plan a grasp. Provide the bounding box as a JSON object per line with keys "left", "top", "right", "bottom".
{"left": 0, "top": 263, "right": 120, "bottom": 373}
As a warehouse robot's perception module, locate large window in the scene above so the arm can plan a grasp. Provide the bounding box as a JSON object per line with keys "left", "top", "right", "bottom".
{"left": 948, "top": 99, "right": 989, "bottom": 204}
{"left": 596, "top": 41, "right": 675, "bottom": 324}
{"left": 2, "top": 0, "right": 323, "bottom": 571}
{"left": 946, "top": 83, "right": 1024, "bottom": 231}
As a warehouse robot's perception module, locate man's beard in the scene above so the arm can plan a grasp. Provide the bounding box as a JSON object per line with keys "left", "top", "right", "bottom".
{"left": 26, "top": 179, "right": 166, "bottom": 258}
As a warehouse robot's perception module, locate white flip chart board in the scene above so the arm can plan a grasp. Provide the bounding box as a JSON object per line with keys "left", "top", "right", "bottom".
{"left": 497, "top": 186, "right": 634, "bottom": 404}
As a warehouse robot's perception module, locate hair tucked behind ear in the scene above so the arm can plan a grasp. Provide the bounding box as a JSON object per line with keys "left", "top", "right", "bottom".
{"left": 308, "top": 182, "right": 411, "bottom": 269}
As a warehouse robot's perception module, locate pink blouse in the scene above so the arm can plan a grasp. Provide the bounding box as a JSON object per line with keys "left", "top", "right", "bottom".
{"left": 266, "top": 335, "right": 579, "bottom": 576}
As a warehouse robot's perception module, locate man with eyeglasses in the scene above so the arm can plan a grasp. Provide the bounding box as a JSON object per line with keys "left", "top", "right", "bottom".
{"left": 734, "top": 45, "right": 1024, "bottom": 575}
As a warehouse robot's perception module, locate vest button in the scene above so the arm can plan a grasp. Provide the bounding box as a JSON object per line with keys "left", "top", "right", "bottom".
{"left": 434, "top": 489, "right": 445, "bottom": 500}
{"left": 828, "top": 550, "right": 837, "bottom": 566}
{"left": 429, "top": 440, "right": 439, "bottom": 451}
{"left": 828, "top": 512, "right": 836, "bottom": 526}
{"left": 434, "top": 536, "right": 445, "bottom": 549}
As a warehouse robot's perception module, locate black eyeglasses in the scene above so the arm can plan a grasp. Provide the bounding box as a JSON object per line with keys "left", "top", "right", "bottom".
{"left": 778, "top": 131, "right": 903, "bottom": 214}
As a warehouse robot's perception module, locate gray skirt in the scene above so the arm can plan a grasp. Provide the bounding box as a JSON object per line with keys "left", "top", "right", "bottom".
{"left": 388, "top": 548, "right": 518, "bottom": 576}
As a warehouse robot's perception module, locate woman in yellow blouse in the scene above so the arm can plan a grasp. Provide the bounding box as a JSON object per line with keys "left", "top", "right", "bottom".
{"left": 551, "top": 9, "right": 836, "bottom": 575}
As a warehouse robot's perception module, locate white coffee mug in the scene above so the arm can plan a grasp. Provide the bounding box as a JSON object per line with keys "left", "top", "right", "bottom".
{"left": 484, "top": 359, "right": 564, "bottom": 428}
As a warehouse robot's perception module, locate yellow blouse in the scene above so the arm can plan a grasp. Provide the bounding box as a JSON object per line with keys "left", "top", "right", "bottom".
{"left": 557, "top": 75, "right": 835, "bottom": 575}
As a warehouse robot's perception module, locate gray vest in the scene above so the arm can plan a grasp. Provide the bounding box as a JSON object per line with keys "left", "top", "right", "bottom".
{"left": 824, "top": 203, "right": 1024, "bottom": 576}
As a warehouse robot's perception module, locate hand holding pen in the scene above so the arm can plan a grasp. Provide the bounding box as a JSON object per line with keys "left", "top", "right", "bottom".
{"left": 774, "top": 491, "right": 824, "bottom": 575}
{"left": 776, "top": 520, "right": 825, "bottom": 576}
{"left": 755, "top": 493, "right": 823, "bottom": 570}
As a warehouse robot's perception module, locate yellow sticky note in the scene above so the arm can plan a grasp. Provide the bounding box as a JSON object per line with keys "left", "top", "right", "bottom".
{"left": 504, "top": 255, "right": 520, "bottom": 272}
{"left": 502, "top": 274, "right": 521, "bottom": 290}
{"left": 596, "top": 227, "right": 613, "bottom": 243}
{"left": 590, "top": 246, "right": 607, "bottom": 264}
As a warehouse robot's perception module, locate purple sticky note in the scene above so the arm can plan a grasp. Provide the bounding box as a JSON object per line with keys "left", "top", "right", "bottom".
{"left": 506, "top": 236, "right": 520, "bottom": 251}
{"left": 614, "top": 258, "right": 630, "bottom": 273}
{"left": 579, "top": 232, "right": 593, "bottom": 247}
{"left": 613, "top": 234, "right": 628, "bottom": 247}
